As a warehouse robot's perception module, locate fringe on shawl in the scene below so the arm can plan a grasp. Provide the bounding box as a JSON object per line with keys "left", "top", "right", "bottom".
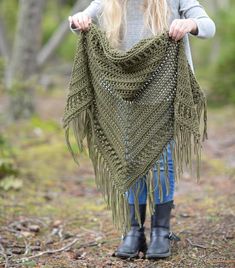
{"left": 63, "top": 93, "right": 208, "bottom": 235}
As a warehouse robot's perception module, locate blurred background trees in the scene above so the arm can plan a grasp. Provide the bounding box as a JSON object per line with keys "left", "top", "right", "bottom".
{"left": 0, "top": 2, "right": 234, "bottom": 266}
{"left": 0, "top": 0, "right": 234, "bottom": 121}
{"left": 6, "top": 0, "right": 45, "bottom": 119}
{"left": 0, "top": 0, "right": 88, "bottom": 120}
{"left": 0, "top": 0, "right": 233, "bottom": 183}
{"left": 191, "top": 0, "right": 235, "bottom": 106}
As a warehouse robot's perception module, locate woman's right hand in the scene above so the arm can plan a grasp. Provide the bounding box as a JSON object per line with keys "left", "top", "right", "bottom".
{"left": 68, "top": 12, "right": 92, "bottom": 32}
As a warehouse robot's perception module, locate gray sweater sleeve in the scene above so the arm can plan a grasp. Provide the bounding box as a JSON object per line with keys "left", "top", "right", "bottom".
{"left": 179, "top": 0, "right": 216, "bottom": 39}
{"left": 70, "top": 0, "right": 216, "bottom": 39}
{"left": 82, "top": 0, "right": 103, "bottom": 18}
{"left": 69, "top": 0, "right": 102, "bottom": 34}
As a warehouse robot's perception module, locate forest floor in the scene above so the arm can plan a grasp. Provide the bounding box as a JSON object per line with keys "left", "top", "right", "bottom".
{"left": 0, "top": 90, "right": 234, "bottom": 268}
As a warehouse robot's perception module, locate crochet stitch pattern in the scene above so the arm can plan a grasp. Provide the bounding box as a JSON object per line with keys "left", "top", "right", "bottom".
{"left": 62, "top": 23, "right": 208, "bottom": 233}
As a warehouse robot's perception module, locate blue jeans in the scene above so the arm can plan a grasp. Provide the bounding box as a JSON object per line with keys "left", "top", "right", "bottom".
{"left": 126, "top": 141, "right": 175, "bottom": 204}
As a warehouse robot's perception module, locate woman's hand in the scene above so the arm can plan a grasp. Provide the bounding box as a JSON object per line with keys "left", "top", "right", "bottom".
{"left": 169, "top": 19, "right": 198, "bottom": 41}
{"left": 68, "top": 12, "right": 92, "bottom": 32}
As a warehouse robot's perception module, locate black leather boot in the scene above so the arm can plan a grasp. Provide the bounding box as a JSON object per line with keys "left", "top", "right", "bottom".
{"left": 114, "top": 204, "right": 147, "bottom": 259}
{"left": 146, "top": 200, "right": 180, "bottom": 259}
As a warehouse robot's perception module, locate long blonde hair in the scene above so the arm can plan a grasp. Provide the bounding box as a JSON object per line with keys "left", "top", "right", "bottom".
{"left": 98, "top": 0, "right": 171, "bottom": 48}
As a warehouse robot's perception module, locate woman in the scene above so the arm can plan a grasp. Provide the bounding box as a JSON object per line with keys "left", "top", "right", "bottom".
{"left": 68, "top": 0, "right": 216, "bottom": 260}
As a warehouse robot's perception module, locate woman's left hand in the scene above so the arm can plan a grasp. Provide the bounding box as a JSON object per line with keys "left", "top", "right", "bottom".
{"left": 169, "top": 19, "right": 198, "bottom": 41}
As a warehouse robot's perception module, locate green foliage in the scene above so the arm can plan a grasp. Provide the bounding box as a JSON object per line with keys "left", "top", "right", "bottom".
{"left": 0, "top": 175, "right": 22, "bottom": 191}
{"left": 42, "top": 0, "right": 76, "bottom": 61}
{"left": 0, "top": 134, "right": 21, "bottom": 191}
{"left": 208, "top": 5, "right": 235, "bottom": 105}
{"left": 0, "top": 58, "right": 5, "bottom": 92}
{"left": 20, "top": 259, "right": 37, "bottom": 267}
{"left": 30, "top": 116, "right": 61, "bottom": 133}
{"left": 0, "top": 0, "right": 18, "bottom": 41}
{"left": 56, "top": 34, "right": 77, "bottom": 61}
{"left": 42, "top": 14, "right": 59, "bottom": 45}
{"left": 0, "top": 133, "right": 15, "bottom": 159}
{"left": 0, "top": 134, "right": 17, "bottom": 168}
{"left": 0, "top": 158, "right": 18, "bottom": 179}
{"left": 8, "top": 80, "right": 36, "bottom": 120}
{"left": 190, "top": 2, "right": 235, "bottom": 106}
{"left": 0, "top": 0, "right": 78, "bottom": 62}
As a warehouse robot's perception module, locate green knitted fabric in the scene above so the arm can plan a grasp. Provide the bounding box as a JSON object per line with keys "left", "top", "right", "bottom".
{"left": 62, "top": 23, "right": 208, "bottom": 233}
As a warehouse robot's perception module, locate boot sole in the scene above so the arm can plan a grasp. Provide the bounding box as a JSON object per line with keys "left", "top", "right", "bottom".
{"left": 114, "top": 251, "right": 139, "bottom": 259}
{"left": 146, "top": 249, "right": 171, "bottom": 259}
{"left": 114, "top": 245, "right": 147, "bottom": 259}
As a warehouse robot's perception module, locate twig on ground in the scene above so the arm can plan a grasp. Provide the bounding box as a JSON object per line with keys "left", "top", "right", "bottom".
{"left": 18, "top": 236, "right": 82, "bottom": 261}
{"left": 80, "top": 226, "right": 103, "bottom": 236}
{"left": 0, "top": 226, "right": 20, "bottom": 235}
{"left": 186, "top": 238, "right": 207, "bottom": 249}
{"left": 17, "top": 234, "right": 106, "bottom": 262}
{"left": 0, "top": 242, "right": 9, "bottom": 268}
{"left": 22, "top": 238, "right": 31, "bottom": 255}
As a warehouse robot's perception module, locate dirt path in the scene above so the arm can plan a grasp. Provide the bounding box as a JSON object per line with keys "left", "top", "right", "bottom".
{"left": 0, "top": 95, "right": 234, "bottom": 267}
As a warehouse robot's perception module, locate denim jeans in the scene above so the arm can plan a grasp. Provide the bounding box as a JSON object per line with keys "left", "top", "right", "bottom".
{"left": 126, "top": 141, "right": 175, "bottom": 204}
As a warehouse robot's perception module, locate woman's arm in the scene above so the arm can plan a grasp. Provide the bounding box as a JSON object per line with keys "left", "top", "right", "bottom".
{"left": 179, "top": 0, "right": 216, "bottom": 39}
{"left": 69, "top": 0, "right": 102, "bottom": 34}
{"left": 82, "top": 0, "right": 103, "bottom": 18}
{"left": 169, "top": 0, "right": 216, "bottom": 41}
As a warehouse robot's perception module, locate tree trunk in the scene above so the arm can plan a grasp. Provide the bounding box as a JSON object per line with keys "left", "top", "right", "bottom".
{"left": 7, "top": 0, "right": 45, "bottom": 120}
{"left": 0, "top": 18, "right": 10, "bottom": 64}
{"left": 37, "top": 0, "right": 87, "bottom": 67}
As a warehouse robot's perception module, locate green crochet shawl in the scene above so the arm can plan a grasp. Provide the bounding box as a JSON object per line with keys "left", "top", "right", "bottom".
{"left": 62, "top": 23, "right": 208, "bottom": 233}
